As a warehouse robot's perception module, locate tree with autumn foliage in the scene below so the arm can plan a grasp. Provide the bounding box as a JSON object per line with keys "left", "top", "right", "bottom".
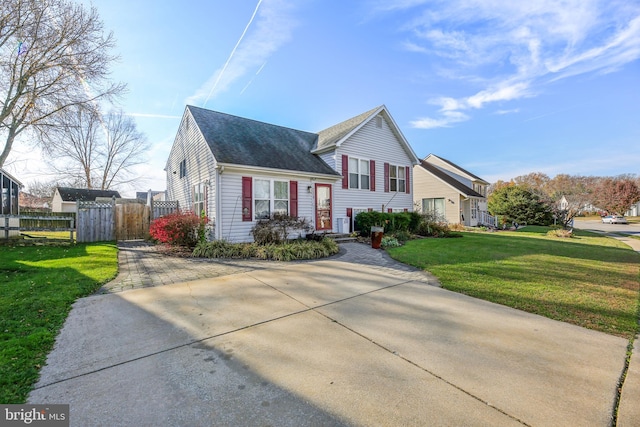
{"left": 592, "top": 177, "right": 640, "bottom": 215}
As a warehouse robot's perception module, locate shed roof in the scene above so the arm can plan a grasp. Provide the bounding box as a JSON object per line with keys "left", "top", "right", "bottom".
{"left": 56, "top": 187, "right": 121, "bottom": 202}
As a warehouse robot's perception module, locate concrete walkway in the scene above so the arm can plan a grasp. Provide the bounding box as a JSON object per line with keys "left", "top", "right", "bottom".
{"left": 28, "top": 242, "right": 635, "bottom": 426}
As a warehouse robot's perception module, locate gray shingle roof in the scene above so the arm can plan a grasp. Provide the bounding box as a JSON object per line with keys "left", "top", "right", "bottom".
{"left": 316, "top": 106, "right": 382, "bottom": 151}
{"left": 57, "top": 187, "right": 121, "bottom": 202}
{"left": 419, "top": 162, "right": 484, "bottom": 198}
{"left": 187, "top": 106, "right": 340, "bottom": 176}
{"left": 430, "top": 154, "right": 488, "bottom": 184}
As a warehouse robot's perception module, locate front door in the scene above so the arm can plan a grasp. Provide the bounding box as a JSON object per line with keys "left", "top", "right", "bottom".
{"left": 315, "top": 184, "right": 332, "bottom": 231}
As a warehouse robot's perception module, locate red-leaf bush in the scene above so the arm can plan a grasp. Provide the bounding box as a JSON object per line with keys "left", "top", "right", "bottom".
{"left": 149, "top": 211, "right": 207, "bottom": 247}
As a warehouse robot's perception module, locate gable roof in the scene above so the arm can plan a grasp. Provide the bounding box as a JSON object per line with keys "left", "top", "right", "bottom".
{"left": 315, "top": 106, "right": 382, "bottom": 151}
{"left": 418, "top": 161, "right": 484, "bottom": 198}
{"left": 313, "top": 105, "right": 420, "bottom": 164}
{"left": 56, "top": 187, "right": 121, "bottom": 202}
{"left": 425, "top": 154, "right": 488, "bottom": 184}
{"left": 187, "top": 106, "right": 340, "bottom": 177}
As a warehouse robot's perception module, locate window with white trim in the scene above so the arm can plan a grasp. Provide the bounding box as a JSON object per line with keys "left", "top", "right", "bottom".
{"left": 348, "top": 157, "right": 370, "bottom": 190}
{"left": 179, "top": 159, "right": 186, "bottom": 178}
{"left": 193, "top": 183, "right": 205, "bottom": 217}
{"left": 254, "top": 179, "right": 289, "bottom": 219}
{"left": 389, "top": 165, "right": 406, "bottom": 192}
{"left": 422, "top": 198, "right": 445, "bottom": 218}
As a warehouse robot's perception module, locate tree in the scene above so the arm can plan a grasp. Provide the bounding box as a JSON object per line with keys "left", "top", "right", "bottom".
{"left": 592, "top": 177, "right": 640, "bottom": 214}
{"left": 0, "top": 0, "right": 124, "bottom": 167}
{"left": 44, "top": 106, "right": 149, "bottom": 190}
{"left": 488, "top": 185, "right": 553, "bottom": 225}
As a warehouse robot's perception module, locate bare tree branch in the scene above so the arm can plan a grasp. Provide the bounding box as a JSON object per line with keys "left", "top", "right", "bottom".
{"left": 0, "top": 0, "right": 125, "bottom": 167}
{"left": 44, "top": 106, "right": 149, "bottom": 190}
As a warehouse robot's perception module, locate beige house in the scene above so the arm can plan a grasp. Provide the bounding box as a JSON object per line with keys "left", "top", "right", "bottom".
{"left": 413, "top": 154, "right": 494, "bottom": 227}
{"left": 52, "top": 187, "right": 121, "bottom": 213}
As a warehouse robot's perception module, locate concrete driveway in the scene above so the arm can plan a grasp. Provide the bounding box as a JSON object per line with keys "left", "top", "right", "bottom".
{"left": 29, "top": 243, "right": 631, "bottom": 426}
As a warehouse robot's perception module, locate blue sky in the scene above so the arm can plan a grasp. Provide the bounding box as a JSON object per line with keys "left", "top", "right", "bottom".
{"left": 10, "top": 0, "right": 640, "bottom": 196}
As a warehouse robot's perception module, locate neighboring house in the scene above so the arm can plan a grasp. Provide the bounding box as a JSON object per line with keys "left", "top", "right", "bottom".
{"left": 1, "top": 168, "right": 23, "bottom": 238}
{"left": 136, "top": 190, "right": 166, "bottom": 204}
{"left": 626, "top": 202, "right": 640, "bottom": 217}
{"left": 413, "top": 154, "right": 492, "bottom": 226}
{"left": 52, "top": 187, "right": 121, "bottom": 213}
{"left": 19, "top": 192, "right": 51, "bottom": 211}
{"left": 0, "top": 168, "right": 22, "bottom": 215}
{"left": 166, "top": 105, "right": 420, "bottom": 243}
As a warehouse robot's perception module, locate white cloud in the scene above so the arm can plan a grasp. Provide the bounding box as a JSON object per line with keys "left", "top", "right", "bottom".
{"left": 411, "top": 111, "right": 469, "bottom": 129}
{"left": 185, "top": 0, "right": 298, "bottom": 107}
{"left": 389, "top": 0, "right": 640, "bottom": 129}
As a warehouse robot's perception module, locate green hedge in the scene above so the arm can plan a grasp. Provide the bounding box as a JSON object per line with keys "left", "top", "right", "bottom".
{"left": 192, "top": 238, "right": 339, "bottom": 261}
{"left": 354, "top": 211, "right": 422, "bottom": 235}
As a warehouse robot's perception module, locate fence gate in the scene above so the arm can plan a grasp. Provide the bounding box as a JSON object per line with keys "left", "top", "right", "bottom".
{"left": 77, "top": 201, "right": 115, "bottom": 243}
{"left": 115, "top": 202, "right": 150, "bottom": 240}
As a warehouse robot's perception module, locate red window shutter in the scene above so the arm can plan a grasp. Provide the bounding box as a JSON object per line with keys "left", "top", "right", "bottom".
{"left": 405, "top": 166, "right": 410, "bottom": 194}
{"left": 370, "top": 160, "right": 376, "bottom": 191}
{"left": 242, "top": 176, "right": 252, "bottom": 221}
{"left": 384, "top": 163, "right": 390, "bottom": 192}
{"left": 346, "top": 208, "right": 352, "bottom": 217}
{"left": 290, "top": 181, "right": 298, "bottom": 217}
{"left": 341, "top": 155, "right": 349, "bottom": 189}
{"left": 388, "top": 208, "right": 393, "bottom": 213}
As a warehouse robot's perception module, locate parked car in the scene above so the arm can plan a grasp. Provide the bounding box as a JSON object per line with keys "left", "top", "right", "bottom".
{"left": 601, "top": 215, "right": 628, "bottom": 224}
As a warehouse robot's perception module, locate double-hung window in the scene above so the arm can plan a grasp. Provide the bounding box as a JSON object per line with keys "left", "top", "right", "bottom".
{"left": 179, "top": 159, "right": 186, "bottom": 178}
{"left": 348, "top": 157, "right": 370, "bottom": 190}
{"left": 389, "top": 165, "right": 406, "bottom": 192}
{"left": 193, "top": 183, "right": 205, "bottom": 217}
{"left": 254, "top": 179, "right": 289, "bottom": 219}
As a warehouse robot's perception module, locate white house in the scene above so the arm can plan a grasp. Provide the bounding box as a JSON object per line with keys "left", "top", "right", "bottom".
{"left": 413, "top": 154, "right": 493, "bottom": 226}
{"left": 165, "top": 105, "right": 420, "bottom": 242}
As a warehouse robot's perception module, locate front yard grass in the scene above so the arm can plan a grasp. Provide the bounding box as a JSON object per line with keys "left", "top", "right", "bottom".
{"left": 388, "top": 226, "right": 640, "bottom": 339}
{"left": 0, "top": 243, "right": 118, "bottom": 403}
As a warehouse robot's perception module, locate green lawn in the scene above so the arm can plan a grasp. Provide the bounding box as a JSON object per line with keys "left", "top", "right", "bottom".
{"left": 0, "top": 243, "right": 118, "bottom": 403}
{"left": 388, "top": 226, "right": 640, "bottom": 339}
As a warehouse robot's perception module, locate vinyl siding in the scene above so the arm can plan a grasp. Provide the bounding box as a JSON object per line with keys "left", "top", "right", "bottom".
{"left": 166, "top": 110, "right": 217, "bottom": 232}
{"left": 219, "top": 170, "right": 332, "bottom": 243}
{"left": 330, "top": 115, "right": 415, "bottom": 231}
{"left": 413, "top": 165, "right": 462, "bottom": 225}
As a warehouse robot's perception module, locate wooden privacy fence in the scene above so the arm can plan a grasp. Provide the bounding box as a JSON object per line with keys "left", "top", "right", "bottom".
{"left": 76, "top": 200, "right": 116, "bottom": 242}
{"left": 76, "top": 198, "right": 180, "bottom": 243}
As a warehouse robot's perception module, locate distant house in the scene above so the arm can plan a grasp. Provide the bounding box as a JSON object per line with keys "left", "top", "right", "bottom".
{"left": 413, "top": 154, "right": 494, "bottom": 226}
{"left": 136, "top": 190, "right": 166, "bottom": 204}
{"left": 52, "top": 187, "right": 121, "bottom": 213}
{"left": 626, "top": 202, "right": 640, "bottom": 217}
{"left": 19, "top": 193, "right": 51, "bottom": 211}
{"left": 165, "top": 105, "right": 420, "bottom": 242}
{"left": 0, "top": 168, "right": 22, "bottom": 216}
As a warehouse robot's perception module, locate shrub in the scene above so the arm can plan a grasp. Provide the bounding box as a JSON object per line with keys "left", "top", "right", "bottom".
{"left": 416, "top": 220, "right": 452, "bottom": 238}
{"left": 149, "top": 211, "right": 207, "bottom": 247}
{"left": 547, "top": 229, "right": 573, "bottom": 238}
{"left": 252, "top": 213, "right": 312, "bottom": 244}
{"left": 192, "top": 238, "right": 339, "bottom": 260}
{"left": 381, "top": 236, "right": 401, "bottom": 248}
{"left": 391, "top": 230, "right": 413, "bottom": 242}
{"left": 354, "top": 211, "right": 420, "bottom": 235}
